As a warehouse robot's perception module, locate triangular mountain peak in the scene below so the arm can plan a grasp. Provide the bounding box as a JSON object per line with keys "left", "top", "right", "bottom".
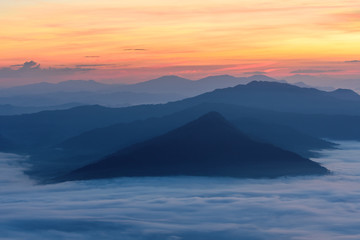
{"left": 63, "top": 112, "right": 328, "bottom": 181}
{"left": 181, "top": 111, "right": 230, "bottom": 128}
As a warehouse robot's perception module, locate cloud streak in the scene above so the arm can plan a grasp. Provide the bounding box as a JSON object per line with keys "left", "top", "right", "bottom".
{"left": 344, "top": 60, "right": 360, "bottom": 63}
{"left": 0, "top": 61, "right": 95, "bottom": 83}
{"left": 75, "top": 64, "right": 117, "bottom": 67}
{"left": 124, "top": 49, "right": 148, "bottom": 51}
{"left": 290, "top": 69, "right": 342, "bottom": 74}
{"left": 0, "top": 141, "right": 360, "bottom": 239}
{"left": 243, "top": 71, "right": 267, "bottom": 75}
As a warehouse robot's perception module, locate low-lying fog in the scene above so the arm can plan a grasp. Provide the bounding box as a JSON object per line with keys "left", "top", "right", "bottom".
{"left": 1, "top": 141, "right": 360, "bottom": 240}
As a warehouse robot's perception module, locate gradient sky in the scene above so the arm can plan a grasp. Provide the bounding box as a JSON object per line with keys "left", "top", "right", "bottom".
{"left": 0, "top": 0, "right": 359, "bottom": 85}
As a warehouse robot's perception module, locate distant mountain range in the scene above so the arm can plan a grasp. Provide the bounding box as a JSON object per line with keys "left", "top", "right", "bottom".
{"left": 0, "top": 80, "right": 116, "bottom": 96}
{"left": 0, "top": 134, "right": 14, "bottom": 152}
{"left": 0, "top": 75, "right": 271, "bottom": 96}
{"left": 283, "top": 74, "right": 360, "bottom": 90}
{"left": 0, "top": 75, "right": 282, "bottom": 113}
{"left": 27, "top": 103, "right": 335, "bottom": 179}
{"left": 0, "top": 103, "right": 83, "bottom": 116}
{"left": 1, "top": 80, "right": 359, "bottom": 151}
{"left": 1, "top": 74, "right": 357, "bottom": 116}
{"left": 1, "top": 80, "right": 359, "bottom": 182}
{"left": 181, "top": 81, "right": 360, "bottom": 115}
{"left": 61, "top": 112, "right": 328, "bottom": 181}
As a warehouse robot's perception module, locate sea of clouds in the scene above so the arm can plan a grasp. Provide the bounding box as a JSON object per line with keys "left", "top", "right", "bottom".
{"left": 1, "top": 141, "right": 360, "bottom": 240}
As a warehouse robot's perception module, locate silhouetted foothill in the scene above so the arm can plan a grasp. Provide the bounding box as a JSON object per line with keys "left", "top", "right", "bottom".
{"left": 63, "top": 112, "right": 329, "bottom": 181}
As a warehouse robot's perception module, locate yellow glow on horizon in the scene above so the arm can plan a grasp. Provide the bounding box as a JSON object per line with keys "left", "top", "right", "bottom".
{"left": 0, "top": 0, "right": 359, "bottom": 82}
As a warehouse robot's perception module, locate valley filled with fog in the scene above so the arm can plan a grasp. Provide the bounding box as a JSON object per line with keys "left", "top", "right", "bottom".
{"left": 3, "top": 0, "right": 360, "bottom": 239}
{"left": 1, "top": 141, "right": 360, "bottom": 240}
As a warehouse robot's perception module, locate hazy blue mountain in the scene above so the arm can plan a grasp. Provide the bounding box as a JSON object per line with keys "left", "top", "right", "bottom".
{"left": 0, "top": 80, "right": 115, "bottom": 96}
{"left": 111, "top": 74, "right": 265, "bottom": 97}
{"left": 181, "top": 81, "right": 360, "bottom": 115}
{"left": 0, "top": 104, "right": 172, "bottom": 149}
{"left": 284, "top": 74, "right": 360, "bottom": 90}
{"left": 0, "top": 78, "right": 186, "bottom": 108}
{"left": 329, "top": 89, "right": 360, "bottom": 101}
{"left": 57, "top": 107, "right": 333, "bottom": 161}
{"left": 0, "top": 103, "right": 82, "bottom": 116}
{"left": 24, "top": 103, "right": 335, "bottom": 180}
{"left": 292, "top": 81, "right": 334, "bottom": 91}
{"left": 2, "top": 80, "right": 360, "bottom": 152}
{"left": 62, "top": 112, "right": 328, "bottom": 181}
{"left": 0, "top": 75, "right": 266, "bottom": 97}
{"left": 116, "top": 75, "right": 193, "bottom": 94}
{"left": 283, "top": 80, "right": 335, "bottom": 92}
{"left": 247, "top": 74, "right": 276, "bottom": 82}
{"left": 232, "top": 118, "right": 335, "bottom": 157}
{"left": 0, "top": 75, "right": 276, "bottom": 108}
{"left": 0, "top": 134, "right": 14, "bottom": 151}
{"left": 0, "top": 91, "right": 182, "bottom": 107}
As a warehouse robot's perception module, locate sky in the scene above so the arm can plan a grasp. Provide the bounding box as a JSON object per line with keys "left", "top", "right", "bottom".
{"left": 0, "top": 0, "right": 360, "bottom": 86}
{"left": 1, "top": 141, "right": 360, "bottom": 239}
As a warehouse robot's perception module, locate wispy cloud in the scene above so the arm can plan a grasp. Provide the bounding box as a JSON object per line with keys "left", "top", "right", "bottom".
{"left": 124, "top": 49, "right": 148, "bottom": 51}
{"left": 344, "top": 60, "right": 360, "bottom": 63}
{"left": 290, "top": 69, "right": 342, "bottom": 74}
{"left": 75, "top": 64, "right": 117, "bottom": 67}
{"left": 243, "top": 71, "right": 267, "bottom": 75}
{"left": 0, "top": 61, "right": 94, "bottom": 80}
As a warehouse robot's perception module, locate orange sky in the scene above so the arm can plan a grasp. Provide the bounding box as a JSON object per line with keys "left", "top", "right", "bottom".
{"left": 0, "top": 0, "right": 359, "bottom": 85}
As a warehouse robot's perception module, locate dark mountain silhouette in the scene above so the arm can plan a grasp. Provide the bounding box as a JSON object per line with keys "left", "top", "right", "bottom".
{"left": 27, "top": 104, "right": 334, "bottom": 179}
{"left": 57, "top": 107, "right": 333, "bottom": 162}
{"left": 0, "top": 134, "right": 14, "bottom": 152}
{"left": 330, "top": 89, "right": 360, "bottom": 101}
{"left": 0, "top": 103, "right": 82, "bottom": 116}
{"left": 62, "top": 112, "right": 328, "bottom": 181}
{"left": 181, "top": 81, "right": 360, "bottom": 115}
{"left": 25, "top": 103, "right": 339, "bottom": 180}
{"left": 293, "top": 82, "right": 313, "bottom": 88}
{"left": 2, "top": 89, "right": 360, "bottom": 153}
{"left": 1, "top": 80, "right": 360, "bottom": 153}
{"left": 289, "top": 81, "right": 334, "bottom": 91}
{"left": 2, "top": 78, "right": 359, "bottom": 182}
{"left": 0, "top": 104, "right": 176, "bottom": 149}
{"left": 231, "top": 118, "right": 335, "bottom": 157}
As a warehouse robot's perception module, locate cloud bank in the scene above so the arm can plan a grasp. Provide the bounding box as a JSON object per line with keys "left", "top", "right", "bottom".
{"left": 0, "top": 61, "right": 94, "bottom": 79}
{"left": 0, "top": 61, "right": 97, "bottom": 86}
{"left": 1, "top": 142, "right": 360, "bottom": 240}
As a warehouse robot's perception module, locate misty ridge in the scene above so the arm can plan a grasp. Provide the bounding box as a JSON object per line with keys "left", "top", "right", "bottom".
{"left": 0, "top": 75, "right": 260, "bottom": 114}
{"left": 3, "top": 0, "right": 360, "bottom": 238}
{"left": 1, "top": 73, "right": 360, "bottom": 239}
{"left": 0, "top": 73, "right": 359, "bottom": 182}
{"left": 61, "top": 112, "right": 328, "bottom": 182}
{"left": 0, "top": 74, "right": 359, "bottom": 115}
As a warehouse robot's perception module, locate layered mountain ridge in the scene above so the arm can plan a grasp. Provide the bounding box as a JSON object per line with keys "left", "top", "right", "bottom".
{"left": 62, "top": 112, "right": 329, "bottom": 181}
